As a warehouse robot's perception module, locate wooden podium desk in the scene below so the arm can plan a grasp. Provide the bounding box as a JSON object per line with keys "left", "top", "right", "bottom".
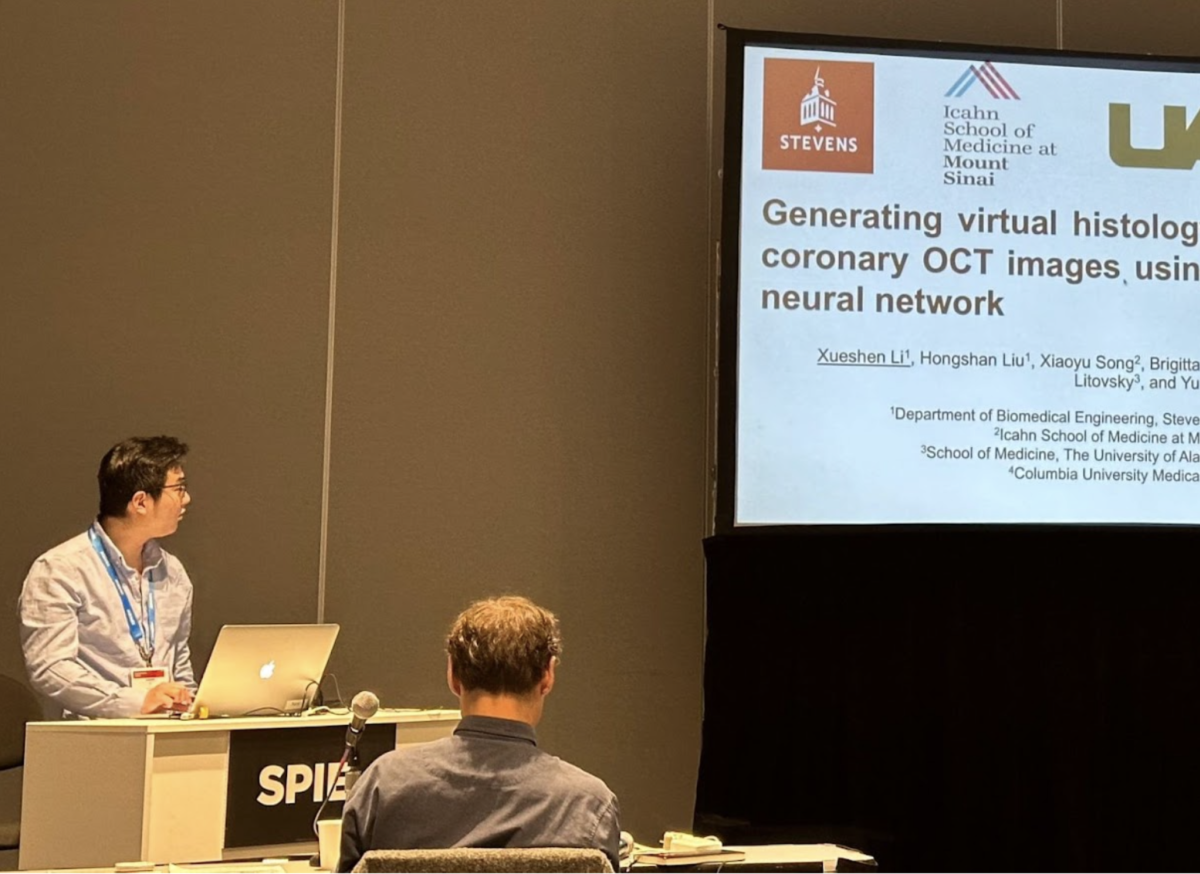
{"left": 19, "top": 708, "right": 460, "bottom": 871}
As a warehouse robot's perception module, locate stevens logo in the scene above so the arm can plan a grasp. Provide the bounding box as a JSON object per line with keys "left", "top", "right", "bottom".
{"left": 762, "top": 59, "right": 874, "bottom": 173}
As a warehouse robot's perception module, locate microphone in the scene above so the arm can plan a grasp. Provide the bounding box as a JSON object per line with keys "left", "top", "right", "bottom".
{"left": 344, "top": 690, "right": 379, "bottom": 750}
{"left": 312, "top": 691, "right": 380, "bottom": 842}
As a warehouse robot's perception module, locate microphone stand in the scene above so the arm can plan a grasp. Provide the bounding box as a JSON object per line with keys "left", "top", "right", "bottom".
{"left": 310, "top": 747, "right": 350, "bottom": 867}
{"left": 343, "top": 745, "right": 362, "bottom": 795}
{"left": 310, "top": 691, "right": 378, "bottom": 866}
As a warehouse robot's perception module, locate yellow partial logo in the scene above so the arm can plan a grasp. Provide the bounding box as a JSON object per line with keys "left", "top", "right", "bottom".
{"left": 1110, "top": 104, "right": 1200, "bottom": 169}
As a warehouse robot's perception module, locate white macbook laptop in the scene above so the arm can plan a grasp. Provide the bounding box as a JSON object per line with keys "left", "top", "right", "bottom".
{"left": 188, "top": 623, "right": 340, "bottom": 718}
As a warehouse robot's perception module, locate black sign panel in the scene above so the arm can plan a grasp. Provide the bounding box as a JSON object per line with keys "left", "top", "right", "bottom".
{"left": 225, "top": 723, "right": 395, "bottom": 849}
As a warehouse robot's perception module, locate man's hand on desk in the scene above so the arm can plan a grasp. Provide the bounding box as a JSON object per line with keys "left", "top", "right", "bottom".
{"left": 141, "top": 681, "right": 194, "bottom": 714}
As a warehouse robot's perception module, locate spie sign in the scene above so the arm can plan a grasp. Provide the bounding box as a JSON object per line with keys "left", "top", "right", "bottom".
{"left": 225, "top": 725, "right": 394, "bottom": 849}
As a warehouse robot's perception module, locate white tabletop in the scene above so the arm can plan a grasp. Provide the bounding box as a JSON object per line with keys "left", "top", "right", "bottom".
{"left": 26, "top": 707, "right": 460, "bottom": 734}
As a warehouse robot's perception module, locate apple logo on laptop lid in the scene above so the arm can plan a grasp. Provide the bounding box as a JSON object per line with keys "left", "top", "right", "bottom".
{"left": 259, "top": 660, "right": 275, "bottom": 680}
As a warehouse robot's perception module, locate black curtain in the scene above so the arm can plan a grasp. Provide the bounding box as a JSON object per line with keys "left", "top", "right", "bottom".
{"left": 697, "top": 529, "right": 1200, "bottom": 872}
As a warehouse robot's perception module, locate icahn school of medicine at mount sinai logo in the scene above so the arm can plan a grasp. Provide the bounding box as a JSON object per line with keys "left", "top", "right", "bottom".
{"left": 945, "top": 61, "right": 1020, "bottom": 99}
{"left": 762, "top": 58, "right": 874, "bottom": 173}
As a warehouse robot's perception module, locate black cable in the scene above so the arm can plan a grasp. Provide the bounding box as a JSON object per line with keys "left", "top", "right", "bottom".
{"left": 235, "top": 706, "right": 294, "bottom": 717}
{"left": 312, "top": 747, "right": 351, "bottom": 837}
{"left": 325, "top": 672, "right": 346, "bottom": 708}
{"left": 302, "top": 673, "right": 346, "bottom": 711}
{"left": 302, "top": 678, "right": 321, "bottom": 709}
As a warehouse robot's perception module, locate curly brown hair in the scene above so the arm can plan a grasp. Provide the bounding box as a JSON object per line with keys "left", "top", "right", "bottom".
{"left": 445, "top": 596, "right": 563, "bottom": 696}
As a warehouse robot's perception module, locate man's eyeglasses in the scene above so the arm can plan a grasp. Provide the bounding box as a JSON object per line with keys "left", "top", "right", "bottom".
{"left": 161, "top": 483, "right": 188, "bottom": 497}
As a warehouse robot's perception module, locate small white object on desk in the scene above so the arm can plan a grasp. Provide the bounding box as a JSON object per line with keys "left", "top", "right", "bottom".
{"left": 629, "top": 842, "right": 876, "bottom": 871}
{"left": 662, "top": 832, "right": 723, "bottom": 852}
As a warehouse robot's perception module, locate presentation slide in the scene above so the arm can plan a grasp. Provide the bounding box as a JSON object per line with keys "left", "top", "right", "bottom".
{"left": 730, "top": 38, "right": 1200, "bottom": 526}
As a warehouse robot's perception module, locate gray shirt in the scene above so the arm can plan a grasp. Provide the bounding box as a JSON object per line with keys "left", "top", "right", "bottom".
{"left": 339, "top": 715, "right": 620, "bottom": 872}
{"left": 18, "top": 521, "right": 196, "bottom": 718}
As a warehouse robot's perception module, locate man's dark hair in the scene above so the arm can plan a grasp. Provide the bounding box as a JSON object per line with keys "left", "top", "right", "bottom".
{"left": 97, "top": 436, "right": 189, "bottom": 518}
{"left": 446, "top": 596, "right": 563, "bottom": 696}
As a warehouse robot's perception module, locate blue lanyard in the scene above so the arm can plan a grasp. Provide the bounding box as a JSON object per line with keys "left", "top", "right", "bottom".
{"left": 88, "top": 525, "right": 156, "bottom": 666}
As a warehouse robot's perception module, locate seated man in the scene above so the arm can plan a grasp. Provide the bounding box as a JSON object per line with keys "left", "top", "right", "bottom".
{"left": 339, "top": 596, "right": 620, "bottom": 872}
{"left": 19, "top": 436, "right": 196, "bottom": 718}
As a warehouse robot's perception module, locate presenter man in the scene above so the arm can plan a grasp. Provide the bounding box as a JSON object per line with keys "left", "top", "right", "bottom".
{"left": 339, "top": 595, "right": 621, "bottom": 871}
{"left": 19, "top": 436, "right": 197, "bottom": 718}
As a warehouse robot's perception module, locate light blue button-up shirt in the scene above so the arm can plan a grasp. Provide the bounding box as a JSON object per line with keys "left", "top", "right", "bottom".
{"left": 18, "top": 521, "right": 196, "bottom": 718}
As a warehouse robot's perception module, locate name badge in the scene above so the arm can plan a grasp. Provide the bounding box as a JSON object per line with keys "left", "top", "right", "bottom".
{"left": 130, "top": 666, "right": 172, "bottom": 693}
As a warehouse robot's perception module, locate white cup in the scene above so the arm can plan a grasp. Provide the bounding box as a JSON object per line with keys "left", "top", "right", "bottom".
{"left": 317, "top": 818, "right": 343, "bottom": 871}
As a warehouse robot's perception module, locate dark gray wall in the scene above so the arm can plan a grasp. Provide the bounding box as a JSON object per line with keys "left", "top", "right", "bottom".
{"left": 0, "top": 0, "right": 338, "bottom": 666}
{"left": 0, "top": 1, "right": 338, "bottom": 855}
{"left": 0, "top": 0, "right": 1184, "bottom": 859}
{"left": 0, "top": 0, "right": 707, "bottom": 846}
{"left": 322, "top": 0, "right": 708, "bottom": 839}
